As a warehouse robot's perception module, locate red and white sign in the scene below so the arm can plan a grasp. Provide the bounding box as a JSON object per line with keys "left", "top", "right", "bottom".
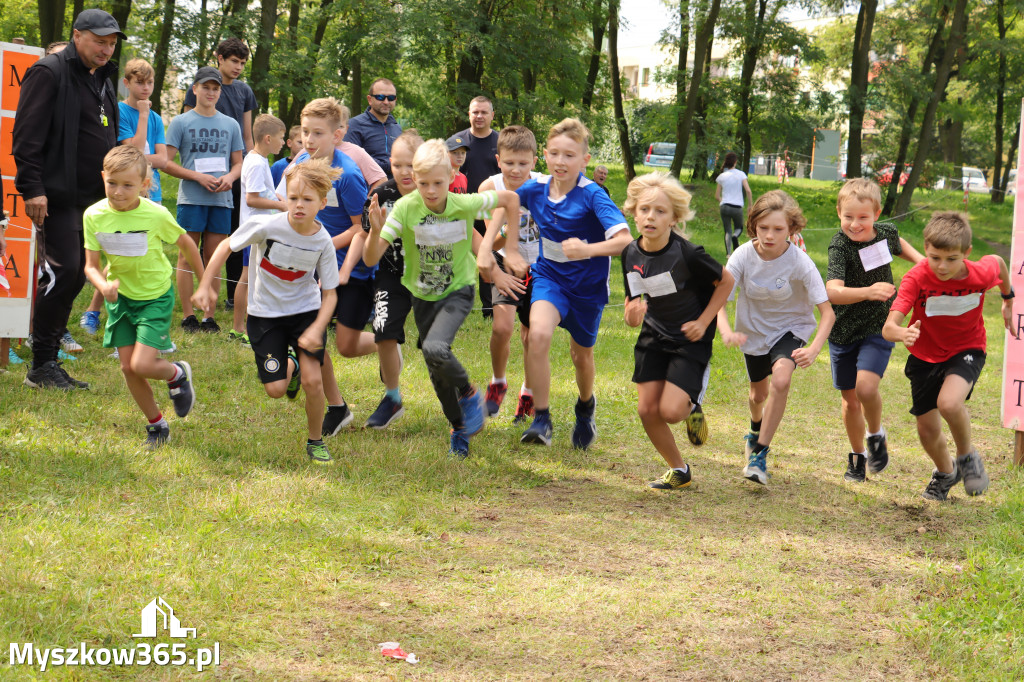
{"left": 1001, "top": 101, "right": 1024, "bottom": 431}
{"left": 0, "top": 41, "right": 42, "bottom": 338}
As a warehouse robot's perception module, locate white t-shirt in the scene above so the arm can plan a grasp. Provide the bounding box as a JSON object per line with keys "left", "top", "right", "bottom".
{"left": 725, "top": 241, "right": 828, "bottom": 356}
{"left": 240, "top": 150, "right": 279, "bottom": 225}
{"left": 229, "top": 212, "right": 339, "bottom": 318}
{"left": 716, "top": 168, "right": 747, "bottom": 207}
{"left": 490, "top": 172, "right": 541, "bottom": 263}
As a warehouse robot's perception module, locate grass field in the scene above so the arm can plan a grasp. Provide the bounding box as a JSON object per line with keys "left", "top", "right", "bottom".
{"left": 1, "top": 171, "right": 1021, "bottom": 679}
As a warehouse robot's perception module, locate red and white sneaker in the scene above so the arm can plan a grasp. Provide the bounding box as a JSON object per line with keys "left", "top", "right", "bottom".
{"left": 484, "top": 381, "right": 508, "bottom": 417}
{"left": 513, "top": 392, "right": 534, "bottom": 424}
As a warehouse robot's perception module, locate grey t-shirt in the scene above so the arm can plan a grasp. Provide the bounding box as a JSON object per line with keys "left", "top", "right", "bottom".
{"left": 166, "top": 110, "right": 244, "bottom": 207}
{"left": 725, "top": 240, "right": 828, "bottom": 356}
{"left": 229, "top": 212, "right": 339, "bottom": 318}
{"left": 183, "top": 79, "right": 256, "bottom": 140}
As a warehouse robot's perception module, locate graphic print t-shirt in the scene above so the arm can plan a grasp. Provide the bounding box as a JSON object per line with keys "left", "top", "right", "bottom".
{"left": 166, "top": 109, "right": 243, "bottom": 207}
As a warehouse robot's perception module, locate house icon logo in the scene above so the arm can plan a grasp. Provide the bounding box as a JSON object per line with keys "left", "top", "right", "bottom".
{"left": 132, "top": 597, "right": 197, "bottom": 639}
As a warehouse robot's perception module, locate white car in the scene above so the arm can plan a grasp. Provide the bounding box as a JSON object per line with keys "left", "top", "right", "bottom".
{"left": 934, "top": 167, "right": 990, "bottom": 193}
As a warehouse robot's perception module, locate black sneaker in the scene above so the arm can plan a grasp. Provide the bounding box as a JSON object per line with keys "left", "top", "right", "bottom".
{"left": 866, "top": 433, "right": 889, "bottom": 474}
{"left": 225, "top": 298, "right": 235, "bottom": 311}
{"left": 24, "top": 360, "right": 77, "bottom": 390}
{"left": 956, "top": 450, "right": 990, "bottom": 496}
{"left": 322, "top": 404, "right": 354, "bottom": 437}
{"left": 844, "top": 452, "right": 866, "bottom": 482}
{"left": 921, "top": 463, "right": 962, "bottom": 502}
{"left": 55, "top": 362, "right": 90, "bottom": 389}
{"left": 168, "top": 361, "right": 195, "bottom": 418}
{"left": 181, "top": 315, "right": 201, "bottom": 333}
{"left": 571, "top": 396, "right": 597, "bottom": 450}
{"left": 365, "top": 395, "right": 404, "bottom": 429}
{"left": 145, "top": 422, "right": 170, "bottom": 449}
{"left": 649, "top": 466, "right": 692, "bottom": 490}
{"left": 285, "top": 353, "right": 301, "bottom": 400}
{"left": 200, "top": 317, "right": 221, "bottom": 333}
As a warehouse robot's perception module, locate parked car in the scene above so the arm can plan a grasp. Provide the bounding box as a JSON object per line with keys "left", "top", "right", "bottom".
{"left": 934, "top": 166, "right": 990, "bottom": 193}
{"left": 876, "top": 163, "right": 911, "bottom": 187}
{"left": 1008, "top": 169, "right": 1017, "bottom": 196}
{"left": 644, "top": 142, "right": 676, "bottom": 167}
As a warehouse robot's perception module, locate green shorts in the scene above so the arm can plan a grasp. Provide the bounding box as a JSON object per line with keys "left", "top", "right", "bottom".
{"left": 103, "top": 286, "right": 176, "bottom": 351}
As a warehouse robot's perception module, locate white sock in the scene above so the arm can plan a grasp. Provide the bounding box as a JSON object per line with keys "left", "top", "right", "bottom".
{"left": 168, "top": 364, "right": 183, "bottom": 384}
{"left": 854, "top": 450, "right": 866, "bottom": 456}
{"left": 491, "top": 376, "right": 507, "bottom": 385}
{"left": 674, "top": 464, "right": 689, "bottom": 474}
{"left": 520, "top": 385, "right": 533, "bottom": 397}
{"left": 867, "top": 428, "right": 885, "bottom": 438}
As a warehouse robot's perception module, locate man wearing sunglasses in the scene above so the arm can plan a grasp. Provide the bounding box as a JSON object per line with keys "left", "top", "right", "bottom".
{"left": 344, "top": 78, "right": 402, "bottom": 179}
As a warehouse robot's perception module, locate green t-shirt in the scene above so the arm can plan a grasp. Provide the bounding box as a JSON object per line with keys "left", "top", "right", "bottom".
{"left": 380, "top": 190, "right": 498, "bottom": 301}
{"left": 83, "top": 198, "right": 186, "bottom": 301}
{"left": 826, "top": 221, "right": 902, "bottom": 345}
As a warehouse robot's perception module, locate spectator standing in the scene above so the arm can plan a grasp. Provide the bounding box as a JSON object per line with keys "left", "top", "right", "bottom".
{"left": 457, "top": 96, "right": 500, "bottom": 316}
{"left": 344, "top": 78, "right": 402, "bottom": 178}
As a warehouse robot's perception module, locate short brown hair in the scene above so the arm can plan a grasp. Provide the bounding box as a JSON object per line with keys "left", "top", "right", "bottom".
{"left": 547, "top": 118, "right": 591, "bottom": 154}
{"left": 746, "top": 189, "right": 806, "bottom": 238}
{"left": 369, "top": 78, "right": 395, "bottom": 94}
{"left": 283, "top": 157, "right": 342, "bottom": 199}
{"left": 253, "top": 113, "right": 286, "bottom": 143}
{"left": 837, "top": 177, "right": 881, "bottom": 213}
{"left": 497, "top": 125, "right": 537, "bottom": 155}
{"left": 301, "top": 97, "right": 344, "bottom": 130}
{"left": 288, "top": 125, "right": 302, "bottom": 140}
{"left": 123, "top": 58, "right": 154, "bottom": 82}
{"left": 923, "top": 211, "right": 972, "bottom": 252}
{"left": 103, "top": 145, "right": 149, "bottom": 181}
{"left": 469, "top": 95, "right": 493, "bottom": 110}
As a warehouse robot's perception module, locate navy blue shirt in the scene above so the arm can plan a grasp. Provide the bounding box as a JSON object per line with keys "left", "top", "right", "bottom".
{"left": 343, "top": 107, "right": 402, "bottom": 178}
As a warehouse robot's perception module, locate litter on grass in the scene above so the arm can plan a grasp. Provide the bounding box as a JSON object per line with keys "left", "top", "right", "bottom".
{"left": 379, "top": 642, "right": 419, "bottom": 664}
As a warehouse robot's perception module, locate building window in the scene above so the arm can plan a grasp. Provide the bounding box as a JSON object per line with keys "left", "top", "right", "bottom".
{"left": 641, "top": 68, "right": 650, "bottom": 87}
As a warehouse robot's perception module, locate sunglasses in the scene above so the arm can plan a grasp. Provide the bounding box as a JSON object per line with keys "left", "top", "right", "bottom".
{"left": 371, "top": 94, "right": 397, "bottom": 101}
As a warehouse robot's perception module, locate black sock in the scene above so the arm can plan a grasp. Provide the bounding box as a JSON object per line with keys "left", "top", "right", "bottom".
{"left": 578, "top": 395, "right": 595, "bottom": 409}
{"left": 751, "top": 419, "right": 762, "bottom": 433}
{"left": 536, "top": 407, "right": 550, "bottom": 419}
{"left": 458, "top": 384, "right": 473, "bottom": 399}
{"left": 307, "top": 438, "right": 323, "bottom": 445}
{"left": 753, "top": 441, "right": 768, "bottom": 454}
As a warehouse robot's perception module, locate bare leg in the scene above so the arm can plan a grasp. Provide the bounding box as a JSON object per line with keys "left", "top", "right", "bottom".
{"left": 840, "top": 388, "right": 864, "bottom": 452}
{"left": 916, "top": 409, "right": 952, "bottom": 473}
{"left": 856, "top": 370, "right": 884, "bottom": 433}
{"left": 520, "top": 325, "right": 532, "bottom": 389}
{"left": 200, "top": 233, "right": 227, "bottom": 319}
{"left": 490, "top": 304, "right": 516, "bottom": 378}
{"left": 119, "top": 343, "right": 177, "bottom": 421}
{"left": 525, "top": 301, "right": 560, "bottom": 409}
{"left": 335, "top": 325, "right": 376, "bottom": 358}
{"left": 757, "top": 359, "right": 796, "bottom": 447}
{"left": 637, "top": 381, "right": 692, "bottom": 469}
{"left": 320, "top": 353, "right": 345, "bottom": 405}
{"left": 936, "top": 374, "right": 974, "bottom": 457}
{"left": 377, "top": 339, "right": 402, "bottom": 391}
{"left": 569, "top": 338, "right": 595, "bottom": 402}
{"left": 232, "top": 266, "right": 248, "bottom": 334}
{"left": 177, "top": 232, "right": 203, "bottom": 318}
{"left": 299, "top": 353, "right": 325, "bottom": 441}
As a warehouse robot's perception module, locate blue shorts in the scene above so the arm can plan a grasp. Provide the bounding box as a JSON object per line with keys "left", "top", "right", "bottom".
{"left": 177, "top": 204, "right": 232, "bottom": 235}
{"left": 530, "top": 273, "right": 604, "bottom": 347}
{"left": 828, "top": 333, "right": 895, "bottom": 391}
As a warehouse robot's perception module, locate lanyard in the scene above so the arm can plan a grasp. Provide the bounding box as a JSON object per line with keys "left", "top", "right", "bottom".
{"left": 91, "top": 73, "right": 110, "bottom": 127}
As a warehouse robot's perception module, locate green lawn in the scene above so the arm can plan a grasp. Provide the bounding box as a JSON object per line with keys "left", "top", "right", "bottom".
{"left": 1, "top": 171, "right": 1021, "bottom": 679}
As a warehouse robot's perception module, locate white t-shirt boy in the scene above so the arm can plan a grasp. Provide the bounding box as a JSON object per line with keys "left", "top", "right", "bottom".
{"left": 240, "top": 150, "right": 279, "bottom": 225}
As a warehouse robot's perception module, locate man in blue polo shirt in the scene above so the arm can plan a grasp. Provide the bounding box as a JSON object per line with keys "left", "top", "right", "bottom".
{"left": 344, "top": 78, "right": 402, "bottom": 178}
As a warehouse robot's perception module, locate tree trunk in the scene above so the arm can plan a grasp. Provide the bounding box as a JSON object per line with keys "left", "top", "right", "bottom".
{"left": 198, "top": 0, "right": 210, "bottom": 65}
{"left": 668, "top": 0, "right": 690, "bottom": 178}
{"left": 608, "top": 0, "right": 635, "bottom": 181}
{"left": 736, "top": 0, "right": 768, "bottom": 172}
{"left": 691, "top": 38, "right": 714, "bottom": 181}
{"left": 991, "top": 0, "right": 1008, "bottom": 204}
{"left": 670, "top": 0, "right": 721, "bottom": 178}
{"left": 278, "top": 0, "right": 301, "bottom": 128}
{"left": 39, "top": 0, "right": 67, "bottom": 46}
{"left": 73, "top": 0, "right": 83, "bottom": 24}
{"left": 151, "top": 0, "right": 176, "bottom": 114}
{"left": 882, "top": 1, "right": 950, "bottom": 216}
{"left": 251, "top": 0, "right": 277, "bottom": 112}
{"left": 582, "top": 0, "right": 606, "bottom": 111}
{"left": 894, "top": 0, "right": 968, "bottom": 218}
{"left": 350, "top": 55, "right": 362, "bottom": 118}
{"left": 846, "top": 0, "right": 877, "bottom": 179}
{"left": 999, "top": 120, "right": 1019, "bottom": 196}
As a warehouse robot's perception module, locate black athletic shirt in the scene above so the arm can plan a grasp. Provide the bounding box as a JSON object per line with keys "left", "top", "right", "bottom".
{"left": 621, "top": 232, "right": 724, "bottom": 362}
{"left": 362, "top": 180, "right": 404, "bottom": 276}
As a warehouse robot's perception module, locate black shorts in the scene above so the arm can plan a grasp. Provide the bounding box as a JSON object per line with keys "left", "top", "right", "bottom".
{"left": 491, "top": 270, "right": 534, "bottom": 329}
{"left": 632, "top": 327, "right": 711, "bottom": 403}
{"left": 248, "top": 311, "right": 326, "bottom": 384}
{"left": 904, "top": 350, "right": 986, "bottom": 416}
{"left": 372, "top": 269, "right": 413, "bottom": 344}
{"left": 334, "top": 277, "right": 375, "bottom": 331}
{"left": 744, "top": 332, "right": 805, "bottom": 383}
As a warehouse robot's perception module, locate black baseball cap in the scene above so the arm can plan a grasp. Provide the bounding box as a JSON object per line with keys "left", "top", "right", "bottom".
{"left": 72, "top": 9, "right": 127, "bottom": 39}
{"left": 445, "top": 134, "right": 470, "bottom": 152}
{"left": 193, "top": 66, "right": 223, "bottom": 85}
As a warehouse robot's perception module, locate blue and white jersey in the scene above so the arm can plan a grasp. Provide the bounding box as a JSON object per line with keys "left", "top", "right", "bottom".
{"left": 516, "top": 172, "right": 628, "bottom": 305}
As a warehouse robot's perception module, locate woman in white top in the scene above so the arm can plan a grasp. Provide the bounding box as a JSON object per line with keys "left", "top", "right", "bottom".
{"left": 714, "top": 151, "right": 753, "bottom": 256}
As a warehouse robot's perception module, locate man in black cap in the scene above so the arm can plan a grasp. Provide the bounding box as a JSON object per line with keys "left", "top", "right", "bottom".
{"left": 13, "top": 8, "right": 125, "bottom": 389}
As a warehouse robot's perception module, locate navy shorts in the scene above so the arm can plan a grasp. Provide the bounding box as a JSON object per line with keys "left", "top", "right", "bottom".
{"left": 904, "top": 350, "right": 986, "bottom": 416}
{"left": 177, "top": 204, "right": 232, "bottom": 235}
{"left": 530, "top": 272, "right": 604, "bottom": 347}
{"left": 744, "top": 332, "right": 805, "bottom": 383}
{"left": 828, "top": 333, "right": 895, "bottom": 391}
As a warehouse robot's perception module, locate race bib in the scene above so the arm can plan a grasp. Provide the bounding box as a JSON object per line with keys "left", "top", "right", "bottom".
{"left": 542, "top": 237, "right": 569, "bottom": 263}
{"left": 266, "top": 242, "right": 320, "bottom": 271}
{"left": 95, "top": 231, "right": 148, "bottom": 257}
{"left": 925, "top": 293, "right": 982, "bottom": 317}
{"left": 627, "top": 271, "right": 677, "bottom": 298}
{"left": 414, "top": 220, "right": 467, "bottom": 246}
{"left": 325, "top": 189, "right": 339, "bottom": 208}
{"left": 858, "top": 240, "right": 893, "bottom": 272}
{"left": 195, "top": 157, "right": 226, "bottom": 174}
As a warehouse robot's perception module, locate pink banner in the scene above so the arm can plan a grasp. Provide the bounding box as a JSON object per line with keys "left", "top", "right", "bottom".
{"left": 1001, "top": 101, "right": 1024, "bottom": 430}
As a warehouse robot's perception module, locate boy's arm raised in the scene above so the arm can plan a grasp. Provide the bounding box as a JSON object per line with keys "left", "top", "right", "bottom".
{"left": 339, "top": 229, "right": 367, "bottom": 284}
{"left": 478, "top": 190, "right": 525, "bottom": 277}
{"left": 792, "top": 301, "right": 835, "bottom": 368}
{"left": 362, "top": 194, "right": 390, "bottom": 267}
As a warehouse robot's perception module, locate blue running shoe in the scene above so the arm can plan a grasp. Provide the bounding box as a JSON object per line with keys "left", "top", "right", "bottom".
{"left": 743, "top": 447, "right": 770, "bottom": 485}
{"left": 79, "top": 310, "right": 101, "bottom": 335}
{"left": 449, "top": 428, "right": 470, "bottom": 458}
{"left": 57, "top": 349, "right": 77, "bottom": 362}
{"left": 8, "top": 348, "right": 24, "bottom": 365}
{"left": 458, "top": 387, "right": 485, "bottom": 437}
{"left": 365, "top": 395, "right": 405, "bottom": 429}
{"left": 743, "top": 431, "right": 759, "bottom": 457}
{"left": 571, "top": 397, "right": 597, "bottom": 450}
{"left": 521, "top": 411, "right": 553, "bottom": 446}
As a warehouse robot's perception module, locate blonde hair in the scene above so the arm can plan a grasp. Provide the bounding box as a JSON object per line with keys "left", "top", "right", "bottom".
{"left": 547, "top": 118, "right": 591, "bottom": 154}
{"left": 283, "top": 157, "right": 342, "bottom": 199}
{"left": 103, "top": 145, "right": 149, "bottom": 181}
{"left": 746, "top": 190, "right": 806, "bottom": 238}
{"left": 301, "top": 97, "right": 344, "bottom": 130}
{"left": 253, "top": 113, "right": 286, "bottom": 143}
{"left": 340, "top": 104, "right": 350, "bottom": 127}
{"left": 923, "top": 211, "right": 972, "bottom": 252}
{"left": 412, "top": 139, "right": 453, "bottom": 179}
{"left": 837, "top": 177, "right": 881, "bottom": 213}
{"left": 497, "top": 125, "right": 537, "bottom": 155}
{"left": 392, "top": 128, "right": 425, "bottom": 157}
{"left": 123, "top": 58, "right": 154, "bottom": 82}
{"left": 624, "top": 173, "right": 694, "bottom": 236}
